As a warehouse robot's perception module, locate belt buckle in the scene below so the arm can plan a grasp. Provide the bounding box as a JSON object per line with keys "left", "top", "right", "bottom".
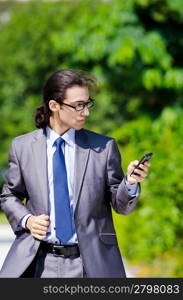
{"left": 52, "top": 244, "right": 64, "bottom": 257}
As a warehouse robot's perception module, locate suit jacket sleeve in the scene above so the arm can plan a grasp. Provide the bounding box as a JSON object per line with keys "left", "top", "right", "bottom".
{"left": 107, "top": 138, "right": 140, "bottom": 214}
{"left": 0, "top": 139, "right": 31, "bottom": 233}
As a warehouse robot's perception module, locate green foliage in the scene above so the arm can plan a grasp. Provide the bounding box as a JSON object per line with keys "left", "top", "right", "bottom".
{"left": 0, "top": 0, "right": 183, "bottom": 152}
{"left": 0, "top": 212, "right": 8, "bottom": 224}
{"left": 112, "top": 106, "right": 183, "bottom": 276}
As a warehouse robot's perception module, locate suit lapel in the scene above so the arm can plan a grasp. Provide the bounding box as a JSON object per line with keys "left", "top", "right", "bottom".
{"left": 73, "top": 129, "right": 90, "bottom": 212}
{"left": 31, "top": 129, "right": 49, "bottom": 214}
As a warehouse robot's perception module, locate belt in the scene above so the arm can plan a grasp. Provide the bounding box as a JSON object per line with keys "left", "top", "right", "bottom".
{"left": 40, "top": 242, "right": 80, "bottom": 258}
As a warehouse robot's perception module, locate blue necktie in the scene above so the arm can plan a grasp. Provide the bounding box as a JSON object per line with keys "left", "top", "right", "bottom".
{"left": 53, "top": 137, "right": 73, "bottom": 244}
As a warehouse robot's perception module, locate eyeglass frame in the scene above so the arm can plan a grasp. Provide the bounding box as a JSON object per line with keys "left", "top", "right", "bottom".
{"left": 61, "top": 97, "right": 95, "bottom": 111}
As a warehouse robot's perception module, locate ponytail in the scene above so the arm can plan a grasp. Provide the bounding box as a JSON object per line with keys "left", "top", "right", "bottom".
{"left": 34, "top": 103, "right": 51, "bottom": 128}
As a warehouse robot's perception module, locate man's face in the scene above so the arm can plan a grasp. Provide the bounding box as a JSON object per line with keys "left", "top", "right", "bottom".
{"left": 56, "top": 85, "right": 90, "bottom": 132}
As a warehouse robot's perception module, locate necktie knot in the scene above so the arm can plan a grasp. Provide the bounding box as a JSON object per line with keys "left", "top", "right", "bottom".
{"left": 54, "top": 137, "right": 64, "bottom": 148}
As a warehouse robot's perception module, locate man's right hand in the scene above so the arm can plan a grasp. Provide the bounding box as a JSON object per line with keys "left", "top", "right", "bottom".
{"left": 26, "top": 214, "right": 50, "bottom": 240}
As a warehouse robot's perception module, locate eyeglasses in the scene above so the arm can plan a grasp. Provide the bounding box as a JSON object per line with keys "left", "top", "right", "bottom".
{"left": 61, "top": 98, "right": 95, "bottom": 111}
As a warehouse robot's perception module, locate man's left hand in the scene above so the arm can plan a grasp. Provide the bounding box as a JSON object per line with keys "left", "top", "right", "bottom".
{"left": 126, "top": 160, "right": 151, "bottom": 185}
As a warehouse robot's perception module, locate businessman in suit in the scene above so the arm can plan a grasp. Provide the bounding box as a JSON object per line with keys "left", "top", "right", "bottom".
{"left": 0, "top": 69, "right": 150, "bottom": 278}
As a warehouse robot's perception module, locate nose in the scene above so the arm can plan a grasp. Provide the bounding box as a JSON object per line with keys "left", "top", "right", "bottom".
{"left": 81, "top": 106, "right": 90, "bottom": 117}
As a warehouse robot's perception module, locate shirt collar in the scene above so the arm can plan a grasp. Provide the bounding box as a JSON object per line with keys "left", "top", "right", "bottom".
{"left": 46, "top": 126, "right": 75, "bottom": 147}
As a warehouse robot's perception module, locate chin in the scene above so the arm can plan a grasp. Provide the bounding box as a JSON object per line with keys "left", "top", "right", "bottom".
{"left": 73, "top": 124, "right": 84, "bottom": 130}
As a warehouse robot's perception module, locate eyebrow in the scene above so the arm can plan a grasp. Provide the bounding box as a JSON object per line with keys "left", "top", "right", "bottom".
{"left": 68, "top": 99, "right": 90, "bottom": 104}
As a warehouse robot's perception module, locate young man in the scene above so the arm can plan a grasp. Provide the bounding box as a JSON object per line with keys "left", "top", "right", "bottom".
{"left": 0, "top": 69, "right": 150, "bottom": 277}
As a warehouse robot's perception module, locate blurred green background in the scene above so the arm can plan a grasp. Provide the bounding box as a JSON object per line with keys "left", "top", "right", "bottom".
{"left": 0, "top": 0, "right": 183, "bottom": 277}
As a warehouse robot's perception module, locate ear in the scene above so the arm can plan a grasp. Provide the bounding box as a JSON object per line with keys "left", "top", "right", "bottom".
{"left": 49, "top": 100, "right": 60, "bottom": 112}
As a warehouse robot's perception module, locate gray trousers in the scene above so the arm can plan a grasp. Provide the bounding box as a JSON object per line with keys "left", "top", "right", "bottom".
{"left": 21, "top": 246, "right": 85, "bottom": 278}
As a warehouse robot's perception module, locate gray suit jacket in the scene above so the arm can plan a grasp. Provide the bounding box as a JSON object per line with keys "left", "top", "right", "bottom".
{"left": 0, "top": 128, "right": 139, "bottom": 277}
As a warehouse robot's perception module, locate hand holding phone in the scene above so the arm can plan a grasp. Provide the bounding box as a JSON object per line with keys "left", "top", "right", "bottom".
{"left": 130, "top": 152, "right": 153, "bottom": 176}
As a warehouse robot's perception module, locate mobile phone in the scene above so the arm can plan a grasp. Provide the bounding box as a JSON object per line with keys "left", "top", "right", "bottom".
{"left": 130, "top": 152, "right": 153, "bottom": 176}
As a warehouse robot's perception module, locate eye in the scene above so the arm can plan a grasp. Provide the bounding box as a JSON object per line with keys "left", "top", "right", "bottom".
{"left": 76, "top": 104, "right": 84, "bottom": 109}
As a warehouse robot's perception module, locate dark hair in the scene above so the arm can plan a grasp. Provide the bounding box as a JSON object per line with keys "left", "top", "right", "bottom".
{"left": 34, "top": 69, "right": 97, "bottom": 128}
